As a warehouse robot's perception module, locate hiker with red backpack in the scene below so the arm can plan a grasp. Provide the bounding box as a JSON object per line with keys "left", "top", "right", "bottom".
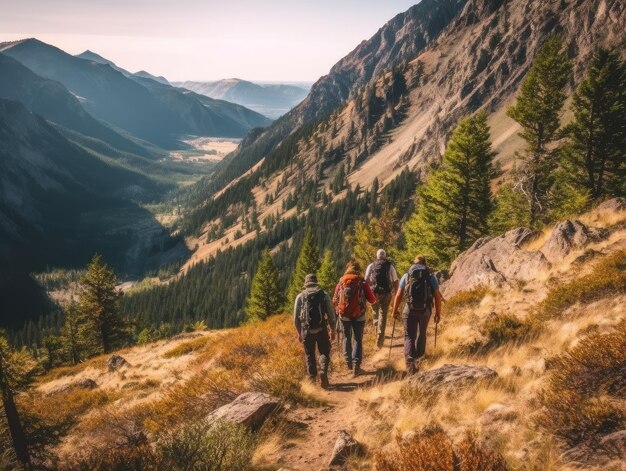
{"left": 365, "top": 249, "right": 399, "bottom": 348}
{"left": 391, "top": 256, "right": 442, "bottom": 375}
{"left": 333, "top": 261, "right": 376, "bottom": 376}
{"left": 294, "top": 274, "right": 337, "bottom": 389}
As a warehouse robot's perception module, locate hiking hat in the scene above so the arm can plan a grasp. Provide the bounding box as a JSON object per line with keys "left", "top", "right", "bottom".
{"left": 414, "top": 255, "right": 427, "bottom": 265}
{"left": 304, "top": 273, "right": 318, "bottom": 286}
{"left": 377, "top": 249, "right": 386, "bottom": 259}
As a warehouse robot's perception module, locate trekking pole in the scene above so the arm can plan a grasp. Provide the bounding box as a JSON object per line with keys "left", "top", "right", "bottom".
{"left": 388, "top": 317, "right": 397, "bottom": 361}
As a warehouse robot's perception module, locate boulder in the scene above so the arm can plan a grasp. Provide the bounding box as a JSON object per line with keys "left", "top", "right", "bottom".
{"left": 442, "top": 227, "right": 549, "bottom": 297}
{"left": 206, "top": 392, "right": 281, "bottom": 430}
{"left": 408, "top": 364, "right": 498, "bottom": 393}
{"left": 46, "top": 377, "right": 98, "bottom": 396}
{"left": 108, "top": 355, "right": 129, "bottom": 371}
{"left": 601, "top": 430, "right": 626, "bottom": 458}
{"left": 540, "top": 220, "right": 607, "bottom": 263}
{"left": 328, "top": 430, "right": 364, "bottom": 466}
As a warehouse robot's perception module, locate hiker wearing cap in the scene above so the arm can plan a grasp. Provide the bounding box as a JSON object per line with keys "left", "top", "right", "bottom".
{"left": 294, "top": 274, "right": 337, "bottom": 389}
{"left": 333, "top": 261, "right": 376, "bottom": 376}
{"left": 391, "top": 256, "right": 442, "bottom": 375}
{"left": 365, "top": 249, "right": 399, "bottom": 348}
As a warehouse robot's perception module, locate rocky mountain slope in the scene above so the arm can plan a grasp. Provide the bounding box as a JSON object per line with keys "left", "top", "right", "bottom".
{"left": 0, "top": 39, "right": 270, "bottom": 147}
{"left": 23, "top": 202, "right": 626, "bottom": 470}
{"left": 177, "top": 0, "right": 626, "bottom": 267}
{"left": 177, "top": 78, "right": 309, "bottom": 119}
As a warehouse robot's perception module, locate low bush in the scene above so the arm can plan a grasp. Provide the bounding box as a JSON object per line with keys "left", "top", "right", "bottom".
{"left": 445, "top": 286, "right": 491, "bottom": 315}
{"left": 375, "top": 427, "right": 508, "bottom": 471}
{"left": 480, "top": 313, "right": 532, "bottom": 349}
{"left": 538, "top": 321, "right": 626, "bottom": 449}
{"left": 536, "top": 250, "right": 626, "bottom": 320}
{"left": 163, "top": 335, "right": 212, "bottom": 358}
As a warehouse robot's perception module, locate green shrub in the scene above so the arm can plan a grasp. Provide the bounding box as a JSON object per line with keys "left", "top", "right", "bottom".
{"left": 536, "top": 250, "right": 626, "bottom": 320}
{"left": 445, "top": 286, "right": 491, "bottom": 314}
{"left": 538, "top": 322, "right": 626, "bottom": 449}
{"left": 480, "top": 313, "right": 532, "bottom": 349}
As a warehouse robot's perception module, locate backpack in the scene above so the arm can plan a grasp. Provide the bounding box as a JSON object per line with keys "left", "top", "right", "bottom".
{"left": 300, "top": 289, "right": 327, "bottom": 330}
{"left": 404, "top": 265, "right": 432, "bottom": 312}
{"left": 334, "top": 275, "right": 365, "bottom": 319}
{"left": 371, "top": 259, "right": 392, "bottom": 294}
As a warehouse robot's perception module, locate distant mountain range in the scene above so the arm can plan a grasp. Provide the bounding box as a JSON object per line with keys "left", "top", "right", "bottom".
{"left": 0, "top": 39, "right": 271, "bottom": 147}
{"left": 175, "top": 79, "right": 309, "bottom": 119}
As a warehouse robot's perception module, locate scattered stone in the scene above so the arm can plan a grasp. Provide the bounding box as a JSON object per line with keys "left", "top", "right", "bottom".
{"left": 206, "top": 392, "right": 281, "bottom": 430}
{"left": 46, "top": 378, "right": 98, "bottom": 396}
{"left": 481, "top": 403, "right": 517, "bottom": 428}
{"left": 108, "top": 355, "right": 129, "bottom": 371}
{"left": 442, "top": 228, "right": 550, "bottom": 297}
{"left": 408, "top": 364, "right": 498, "bottom": 393}
{"left": 540, "top": 220, "right": 607, "bottom": 263}
{"left": 601, "top": 430, "right": 626, "bottom": 458}
{"left": 328, "top": 430, "right": 364, "bottom": 467}
{"left": 595, "top": 197, "right": 626, "bottom": 212}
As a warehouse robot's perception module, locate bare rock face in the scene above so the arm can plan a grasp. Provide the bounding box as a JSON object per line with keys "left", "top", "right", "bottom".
{"left": 46, "top": 378, "right": 97, "bottom": 396}
{"left": 107, "top": 355, "right": 129, "bottom": 371}
{"left": 408, "top": 364, "right": 498, "bottom": 393}
{"left": 328, "top": 430, "right": 364, "bottom": 467}
{"left": 206, "top": 392, "right": 281, "bottom": 430}
{"left": 540, "top": 220, "right": 607, "bottom": 263}
{"left": 442, "top": 228, "right": 549, "bottom": 297}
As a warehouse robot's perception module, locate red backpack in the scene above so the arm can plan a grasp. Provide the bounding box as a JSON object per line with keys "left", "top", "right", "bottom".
{"left": 334, "top": 274, "right": 365, "bottom": 319}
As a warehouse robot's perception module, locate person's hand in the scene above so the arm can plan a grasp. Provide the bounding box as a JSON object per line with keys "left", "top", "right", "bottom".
{"left": 298, "top": 333, "right": 303, "bottom": 343}
{"left": 434, "top": 313, "right": 441, "bottom": 324}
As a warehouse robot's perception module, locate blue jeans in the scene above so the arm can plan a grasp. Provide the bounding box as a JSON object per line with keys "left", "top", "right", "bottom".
{"left": 341, "top": 319, "right": 364, "bottom": 367}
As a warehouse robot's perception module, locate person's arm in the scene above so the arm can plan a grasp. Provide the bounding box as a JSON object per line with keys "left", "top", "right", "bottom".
{"left": 433, "top": 289, "right": 443, "bottom": 323}
{"left": 364, "top": 264, "right": 372, "bottom": 285}
{"left": 392, "top": 274, "right": 406, "bottom": 318}
{"left": 293, "top": 295, "right": 303, "bottom": 342}
{"left": 324, "top": 293, "right": 337, "bottom": 340}
{"left": 390, "top": 265, "right": 399, "bottom": 294}
{"left": 363, "top": 280, "right": 377, "bottom": 304}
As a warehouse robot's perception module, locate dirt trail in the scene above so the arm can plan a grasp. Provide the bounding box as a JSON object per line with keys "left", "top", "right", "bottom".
{"left": 276, "top": 327, "right": 407, "bottom": 470}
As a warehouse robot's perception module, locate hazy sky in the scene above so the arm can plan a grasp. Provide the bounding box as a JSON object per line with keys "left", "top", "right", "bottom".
{"left": 3, "top": 0, "right": 419, "bottom": 82}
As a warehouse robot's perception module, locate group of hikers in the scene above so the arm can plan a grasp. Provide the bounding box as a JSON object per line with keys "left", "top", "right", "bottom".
{"left": 293, "top": 250, "right": 443, "bottom": 389}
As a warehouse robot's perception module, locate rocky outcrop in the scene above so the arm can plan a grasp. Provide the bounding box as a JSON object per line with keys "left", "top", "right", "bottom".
{"left": 328, "top": 430, "right": 365, "bottom": 467}
{"left": 540, "top": 220, "right": 607, "bottom": 263}
{"left": 107, "top": 355, "right": 129, "bottom": 371}
{"left": 206, "top": 392, "right": 281, "bottom": 430}
{"left": 442, "top": 228, "right": 549, "bottom": 297}
{"left": 46, "top": 378, "right": 97, "bottom": 396}
{"left": 408, "top": 364, "right": 498, "bottom": 393}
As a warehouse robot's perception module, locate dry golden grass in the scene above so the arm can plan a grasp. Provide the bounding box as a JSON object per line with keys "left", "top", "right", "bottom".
{"left": 445, "top": 286, "right": 491, "bottom": 315}
{"left": 162, "top": 335, "right": 212, "bottom": 358}
{"left": 534, "top": 249, "right": 626, "bottom": 321}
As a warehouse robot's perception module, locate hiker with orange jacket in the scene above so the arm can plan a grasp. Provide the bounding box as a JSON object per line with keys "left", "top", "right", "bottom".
{"left": 333, "top": 261, "right": 376, "bottom": 376}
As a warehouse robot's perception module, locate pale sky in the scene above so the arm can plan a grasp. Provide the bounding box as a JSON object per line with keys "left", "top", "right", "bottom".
{"left": 2, "top": 0, "right": 419, "bottom": 82}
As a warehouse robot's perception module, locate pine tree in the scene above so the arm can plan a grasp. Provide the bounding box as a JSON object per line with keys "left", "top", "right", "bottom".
{"left": 318, "top": 250, "right": 339, "bottom": 294}
{"left": 78, "top": 254, "right": 124, "bottom": 354}
{"left": 245, "top": 250, "right": 282, "bottom": 322}
{"left": 403, "top": 112, "right": 496, "bottom": 268}
{"left": 287, "top": 229, "right": 321, "bottom": 308}
{"left": 488, "top": 183, "right": 531, "bottom": 234}
{"left": 348, "top": 208, "right": 401, "bottom": 270}
{"left": 561, "top": 48, "right": 626, "bottom": 199}
{"left": 60, "top": 301, "right": 88, "bottom": 365}
{"left": 0, "top": 332, "right": 36, "bottom": 466}
{"left": 507, "top": 35, "right": 572, "bottom": 226}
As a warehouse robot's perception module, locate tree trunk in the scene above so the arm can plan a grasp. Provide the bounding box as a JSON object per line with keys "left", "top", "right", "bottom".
{"left": 2, "top": 390, "right": 30, "bottom": 466}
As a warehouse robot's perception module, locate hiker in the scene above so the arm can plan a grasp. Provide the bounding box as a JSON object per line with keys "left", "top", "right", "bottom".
{"left": 391, "top": 256, "right": 442, "bottom": 375}
{"left": 333, "top": 261, "right": 376, "bottom": 376}
{"left": 365, "top": 249, "right": 399, "bottom": 348}
{"left": 294, "top": 274, "right": 337, "bottom": 389}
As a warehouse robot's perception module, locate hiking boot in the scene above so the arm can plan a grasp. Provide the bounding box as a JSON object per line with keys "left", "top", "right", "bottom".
{"left": 346, "top": 361, "right": 353, "bottom": 370}
{"left": 376, "top": 336, "right": 384, "bottom": 349}
{"left": 353, "top": 364, "right": 362, "bottom": 377}
{"left": 320, "top": 373, "right": 330, "bottom": 389}
{"left": 406, "top": 361, "right": 417, "bottom": 376}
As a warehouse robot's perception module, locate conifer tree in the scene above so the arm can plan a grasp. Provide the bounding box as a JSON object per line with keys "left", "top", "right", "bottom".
{"left": 561, "top": 48, "right": 626, "bottom": 199}
{"left": 0, "top": 332, "right": 36, "bottom": 466}
{"left": 317, "top": 250, "right": 339, "bottom": 294}
{"left": 348, "top": 209, "right": 401, "bottom": 270}
{"left": 507, "top": 35, "right": 571, "bottom": 226}
{"left": 488, "top": 183, "right": 531, "bottom": 234}
{"left": 287, "top": 229, "right": 321, "bottom": 308}
{"left": 245, "top": 250, "right": 282, "bottom": 322}
{"left": 403, "top": 112, "right": 496, "bottom": 267}
{"left": 60, "top": 301, "right": 88, "bottom": 365}
{"left": 78, "top": 254, "right": 124, "bottom": 354}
